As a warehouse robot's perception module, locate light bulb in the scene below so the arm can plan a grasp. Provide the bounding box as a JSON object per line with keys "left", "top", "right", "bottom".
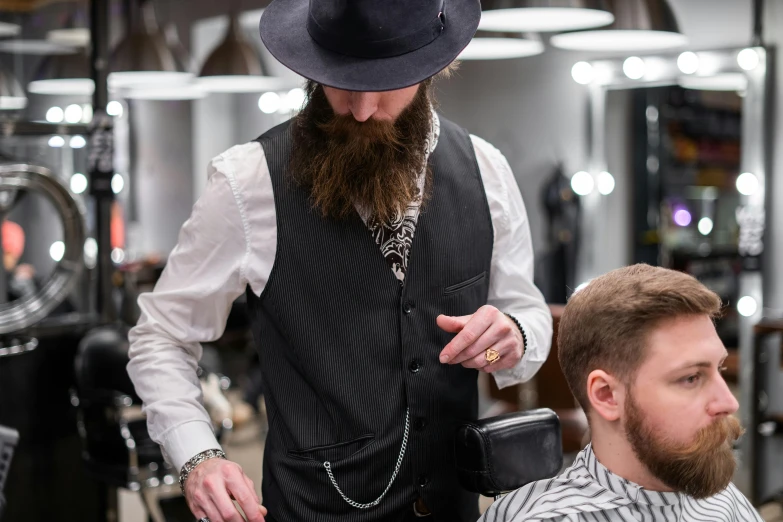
{"left": 50, "top": 241, "right": 65, "bottom": 262}
{"left": 258, "top": 92, "right": 281, "bottom": 114}
{"left": 46, "top": 106, "right": 64, "bottom": 123}
{"left": 737, "top": 48, "right": 760, "bottom": 71}
{"left": 571, "top": 171, "right": 594, "bottom": 196}
{"left": 737, "top": 296, "right": 757, "bottom": 317}
{"left": 70, "top": 173, "right": 88, "bottom": 194}
{"left": 64, "top": 104, "right": 83, "bottom": 123}
{"left": 597, "top": 171, "right": 615, "bottom": 195}
{"left": 107, "top": 101, "right": 123, "bottom": 117}
{"left": 698, "top": 217, "right": 713, "bottom": 235}
{"left": 111, "top": 173, "right": 125, "bottom": 194}
{"left": 677, "top": 52, "right": 699, "bottom": 74}
{"left": 736, "top": 172, "right": 759, "bottom": 196}
{"left": 571, "top": 61, "right": 594, "bottom": 85}
{"left": 623, "top": 57, "right": 646, "bottom": 80}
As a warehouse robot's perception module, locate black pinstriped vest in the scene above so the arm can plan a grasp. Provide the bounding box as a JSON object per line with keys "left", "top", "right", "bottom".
{"left": 247, "top": 116, "right": 493, "bottom": 522}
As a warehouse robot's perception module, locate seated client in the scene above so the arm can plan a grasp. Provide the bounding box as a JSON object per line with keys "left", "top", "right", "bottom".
{"left": 479, "top": 264, "right": 762, "bottom": 522}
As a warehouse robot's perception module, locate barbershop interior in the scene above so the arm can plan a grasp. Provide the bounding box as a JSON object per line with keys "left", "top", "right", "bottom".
{"left": 1, "top": 0, "right": 783, "bottom": 521}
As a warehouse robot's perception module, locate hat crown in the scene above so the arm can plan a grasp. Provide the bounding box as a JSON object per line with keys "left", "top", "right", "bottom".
{"left": 308, "top": 0, "right": 446, "bottom": 58}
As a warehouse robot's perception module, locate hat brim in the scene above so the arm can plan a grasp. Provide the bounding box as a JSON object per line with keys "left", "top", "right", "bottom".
{"left": 259, "top": 0, "right": 480, "bottom": 92}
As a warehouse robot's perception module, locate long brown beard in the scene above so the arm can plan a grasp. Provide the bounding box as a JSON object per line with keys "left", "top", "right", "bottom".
{"left": 625, "top": 390, "right": 744, "bottom": 499}
{"left": 288, "top": 81, "right": 434, "bottom": 224}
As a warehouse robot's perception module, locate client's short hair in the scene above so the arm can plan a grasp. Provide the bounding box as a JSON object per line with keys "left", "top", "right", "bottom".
{"left": 558, "top": 264, "right": 722, "bottom": 411}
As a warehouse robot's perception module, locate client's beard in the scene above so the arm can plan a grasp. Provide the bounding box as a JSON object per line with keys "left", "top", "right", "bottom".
{"left": 288, "top": 81, "right": 434, "bottom": 224}
{"left": 625, "top": 390, "right": 744, "bottom": 499}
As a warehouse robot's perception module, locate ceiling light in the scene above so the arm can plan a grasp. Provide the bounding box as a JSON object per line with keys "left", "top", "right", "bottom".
{"left": 123, "top": 84, "right": 208, "bottom": 100}
{"left": 109, "top": 1, "right": 193, "bottom": 89}
{"left": 0, "top": 66, "right": 27, "bottom": 111}
{"left": 623, "top": 57, "right": 646, "bottom": 79}
{"left": 479, "top": 0, "right": 614, "bottom": 32}
{"left": 0, "top": 40, "right": 77, "bottom": 55}
{"left": 197, "top": 13, "right": 283, "bottom": 93}
{"left": 70, "top": 136, "right": 87, "bottom": 149}
{"left": 458, "top": 32, "right": 544, "bottom": 60}
{"left": 571, "top": 61, "right": 595, "bottom": 84}
{"left": 677, "top": 51, "right": 699, "bottom": 74}
{"left": 28, "top": 50, "right": 93, "bottom": 96}
{"left": 47, "top": 28, "right": 91, "bottom": 48}
{"left": 551, "top": 0, "right": 688, "bottom": 52}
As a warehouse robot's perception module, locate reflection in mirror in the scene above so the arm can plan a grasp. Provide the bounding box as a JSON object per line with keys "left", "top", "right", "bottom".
{"left": 0, "top": 187, "right": 64, "bottom": 307}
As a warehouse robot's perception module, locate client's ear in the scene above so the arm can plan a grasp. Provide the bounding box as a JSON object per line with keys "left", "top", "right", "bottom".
{"left": 586, "top": 370, "right": 623, "bottom": 422}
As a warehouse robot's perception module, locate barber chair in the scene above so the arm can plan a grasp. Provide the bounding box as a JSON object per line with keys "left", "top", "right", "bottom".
{"left": 72, "top": 327, "right": 230, "bottom": 522}
{"left": 456, "top": 408, "right": 564, "bottom": 498}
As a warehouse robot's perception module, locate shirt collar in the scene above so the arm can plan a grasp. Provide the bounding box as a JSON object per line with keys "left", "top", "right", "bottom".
{"left": 578, "top": 444, "right": 682, "bottom": 507}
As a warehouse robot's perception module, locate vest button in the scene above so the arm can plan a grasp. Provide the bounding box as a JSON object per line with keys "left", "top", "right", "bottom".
{"left": 402, "top": 301, "right": 413, "bottom": 314}
{"left": 414, "top": 417, "right": 427, "bottom": 431}
{"left": 408, "top": 360, "right": 422, "bottom": 373}
{"left": 418, "top": 474, "right": 429, "bottom": 487}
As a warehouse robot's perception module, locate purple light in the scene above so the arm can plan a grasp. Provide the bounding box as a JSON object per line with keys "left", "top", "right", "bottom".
{"left": 673, "top": 209, "right": 692, "bottom": 227}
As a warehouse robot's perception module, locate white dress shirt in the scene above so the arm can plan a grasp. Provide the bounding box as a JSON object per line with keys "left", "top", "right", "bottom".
{"left": 127, "top": 119, "right": 553, "bottom": 471}
{"left": 479, "top": 444, "right": 763, "bottom": 522}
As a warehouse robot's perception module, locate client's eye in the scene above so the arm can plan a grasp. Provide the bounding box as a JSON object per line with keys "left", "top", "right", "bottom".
{"left": 682, "top": 373, "right": 701, "bottom": 385}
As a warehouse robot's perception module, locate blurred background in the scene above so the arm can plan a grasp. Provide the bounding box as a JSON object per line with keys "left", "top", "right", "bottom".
{"left": 0, "top": 0, "right": 782, "bottom": 520}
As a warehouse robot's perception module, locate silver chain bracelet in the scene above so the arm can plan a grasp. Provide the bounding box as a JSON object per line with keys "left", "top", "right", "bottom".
{"left": 323, "top": 408, "right": 410, "bottom": 509}
{"left": 179, "top": 449, "right": 228, "bottom": 494}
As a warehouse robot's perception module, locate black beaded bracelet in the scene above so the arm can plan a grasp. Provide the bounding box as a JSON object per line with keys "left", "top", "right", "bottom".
{"left": 504, "top": 313, "right": 527, "bottom": 351}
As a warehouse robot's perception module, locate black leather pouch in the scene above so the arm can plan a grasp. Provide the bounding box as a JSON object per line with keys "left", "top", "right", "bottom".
{"left": 455, "top": 408, "right": 563, "bottom": 497}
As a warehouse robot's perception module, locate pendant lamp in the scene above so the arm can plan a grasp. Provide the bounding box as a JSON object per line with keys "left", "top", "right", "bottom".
{"left": 550, "top": 0, "right": 688, "bottom": 52}
{"left": 479, "top": 0, "right": 614, "bottom": 33}
{"left": 0, "top": 65, "right": 27, "bottom": 113}
{"left": 459, "top": 31, "right": 544, "bottom": 60}
{"left": 28, "top": 47, "right": 92, "bottom": 95}
{"left": 108, "top": 0, "right": 193, "bottom": 90}
{"left": 197, "top": 12, "right": 284, "bottom": 93}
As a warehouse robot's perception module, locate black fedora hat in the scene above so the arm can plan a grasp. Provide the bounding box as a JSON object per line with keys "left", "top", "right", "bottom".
{"left": 259, "top": 0, "right": 481, "bottom": 92}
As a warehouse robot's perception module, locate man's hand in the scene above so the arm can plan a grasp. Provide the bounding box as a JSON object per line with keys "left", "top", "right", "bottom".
{"left": 184, "top": 458, "right": 267, "bottom": 522}
{"left": 437, "top": 305, "right": 524, "bottom": 373}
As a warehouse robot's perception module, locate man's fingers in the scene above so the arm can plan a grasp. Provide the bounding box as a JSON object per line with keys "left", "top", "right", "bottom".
{"left": 243, "top": 475, "right": 260, "bottom": 505}
{"left": 211, "top": 497, "right": 245, "bottom": 522}
{"left": 227, "top": 476, "right": 266, "bottom": 522}
{"left": 439, "top": 309, "right": 493, "bottom": 363}
{"left": 436, "top": 314, "right": 471, "bottom": 333}
{"left": 449, "top": 322, "right": 506, "bottom": 364}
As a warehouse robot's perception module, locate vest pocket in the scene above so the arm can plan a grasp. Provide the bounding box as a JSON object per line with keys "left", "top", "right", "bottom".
{"left": 443, "top": 271, "right": 487, "bottom": 295}
{"left": 287, "top": 434, "right": 376, "bottom": 464}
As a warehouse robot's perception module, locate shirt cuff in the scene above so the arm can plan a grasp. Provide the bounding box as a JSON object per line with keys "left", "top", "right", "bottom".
{"left": 162, "top": 420, "right": 223, "bottom": 471}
